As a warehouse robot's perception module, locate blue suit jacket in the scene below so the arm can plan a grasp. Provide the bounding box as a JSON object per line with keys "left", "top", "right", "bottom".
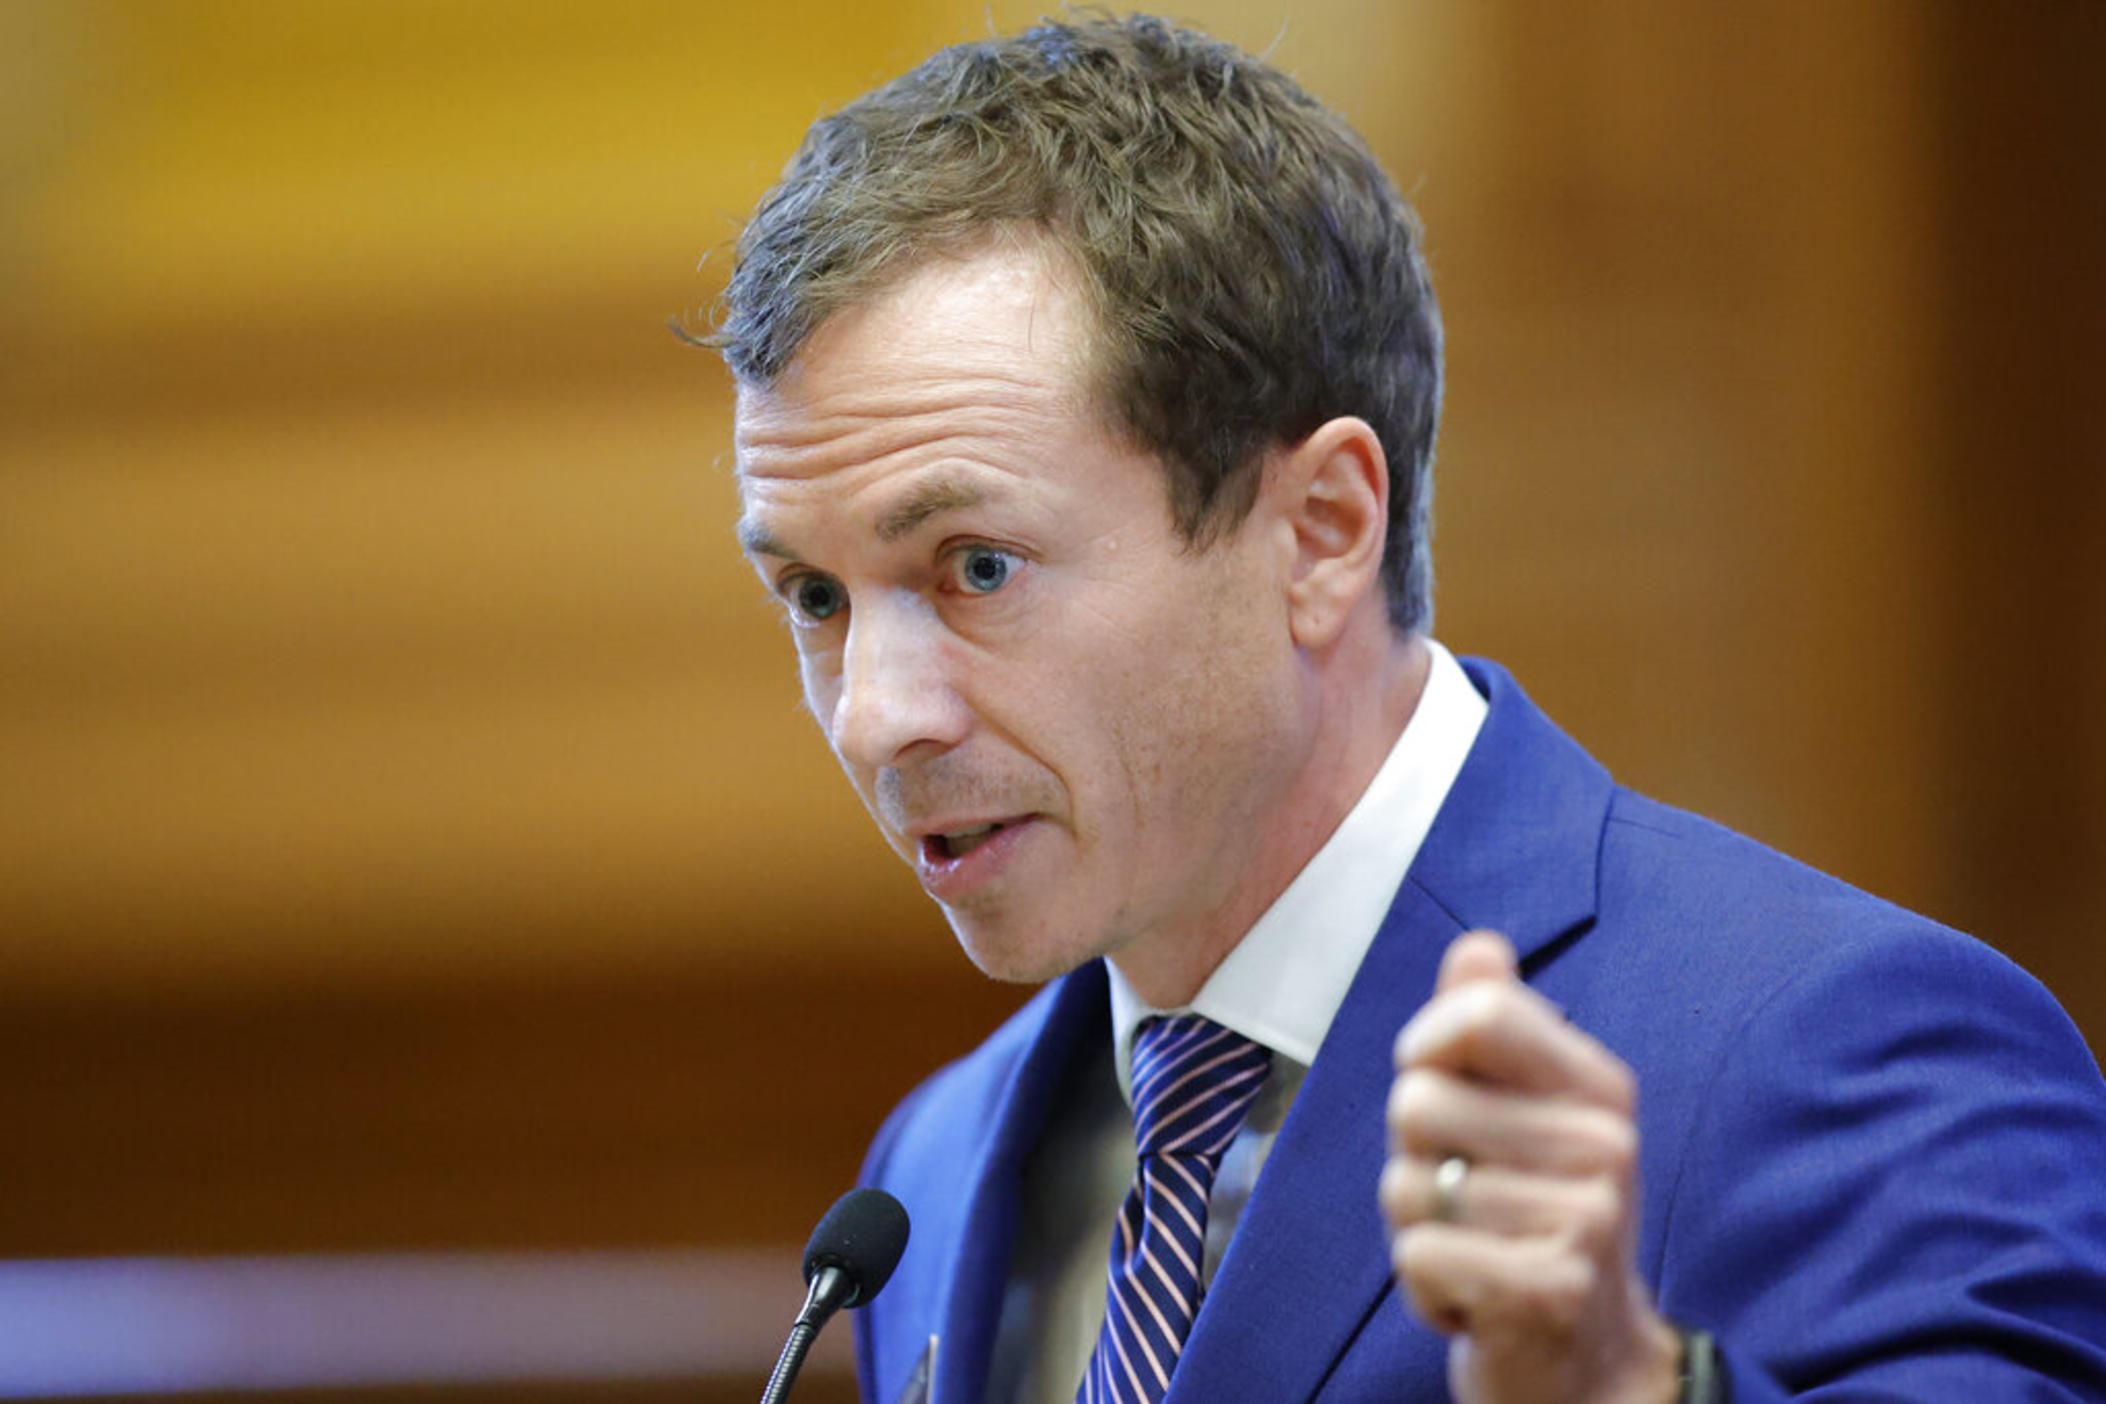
{"left": 856, "top": 660, "right": 2106, "bottom": 1402}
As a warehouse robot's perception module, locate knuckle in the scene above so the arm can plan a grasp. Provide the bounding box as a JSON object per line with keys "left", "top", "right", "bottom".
{"left": 1377, "top": 1158, "right": 1416, "bottom": 1223}
{"left": 1572, "top": 1107, "right": 1637, "bottom": 1177}
{"left": 1460, "top": 982, "right": 1511, "bottom": 1034}
{"left": 1565, "top": 1176, "right": 1622, "bottom": 1252}
{"left": 1389, "top": 1070, "right": 1441, "bottom": 1137}
{"left": 1606, "top": 1058, "right": 1638, "bottom": 1113}
{"left": 1391, "top": 1226, "right": 1433, "bottom": 1288}
{"left": 1392, "top": 1232, "right": 1465, "bottom": 1336}
{"left": 1599, "top": 1116, "right": 1639, "bottom": 1176}
{"left": 1384, "top": 1076, "right": 1413, "bottom": 1140}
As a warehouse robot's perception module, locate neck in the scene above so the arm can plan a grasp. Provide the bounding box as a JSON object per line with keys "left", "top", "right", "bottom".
{"left": 1109, "top": 629, "right": 1432, "bottom": 1008}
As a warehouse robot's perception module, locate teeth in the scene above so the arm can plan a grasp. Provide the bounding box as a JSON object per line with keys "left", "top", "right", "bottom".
{"left": 942, "top": 823, "right": 1001, "bottom": 858}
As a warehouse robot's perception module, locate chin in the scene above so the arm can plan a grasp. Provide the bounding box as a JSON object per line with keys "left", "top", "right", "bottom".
{"left": 944, "top": 907, "right": 1110, "bottom": 987}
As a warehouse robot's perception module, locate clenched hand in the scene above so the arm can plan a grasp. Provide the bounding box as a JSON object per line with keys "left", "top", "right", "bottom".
{"left": 1381, "top": 931, "right": 1681, "bottom": 1404}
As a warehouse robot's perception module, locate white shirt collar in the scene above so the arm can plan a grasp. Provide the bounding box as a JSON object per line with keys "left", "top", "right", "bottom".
{"left": 1107, "top": 639, "right": 1488, "bottom": 1100}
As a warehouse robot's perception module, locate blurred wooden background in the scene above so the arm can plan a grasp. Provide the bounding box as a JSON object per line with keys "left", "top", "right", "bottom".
{"left": 1, "top": 2, "right": 2100, "bottom": 1398}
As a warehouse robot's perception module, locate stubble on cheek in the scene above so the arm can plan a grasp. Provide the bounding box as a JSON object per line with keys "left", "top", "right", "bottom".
{"left": 1121, "top": 574, "right": 1302, "bottom": 932}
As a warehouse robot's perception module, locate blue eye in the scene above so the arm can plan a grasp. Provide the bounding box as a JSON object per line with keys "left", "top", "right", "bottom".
{"left": 792, "top": 574, "right": 845, "bottom": 621}
{"left": 957, "top": 546, "right": 1017, "bottom": 595}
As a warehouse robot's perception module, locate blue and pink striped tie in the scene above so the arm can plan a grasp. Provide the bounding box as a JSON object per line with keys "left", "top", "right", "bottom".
{"left": 1076, "top": 1015, "right": 1273, "bottom": 1404}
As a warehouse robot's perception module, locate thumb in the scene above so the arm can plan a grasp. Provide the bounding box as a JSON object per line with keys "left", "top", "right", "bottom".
{"left": 1435, "top": 929, "right": 1518, "bottom": 994}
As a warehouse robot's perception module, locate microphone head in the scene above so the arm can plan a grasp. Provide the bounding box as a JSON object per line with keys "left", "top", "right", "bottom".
{"left": 802, "top": 1187, "right": 911, "bottom": 1308}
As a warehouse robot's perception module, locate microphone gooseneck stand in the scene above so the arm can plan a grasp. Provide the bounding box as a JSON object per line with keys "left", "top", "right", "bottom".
{"left": 758, "top": 1187, "right": 911, "bottom": 1403}
{"left": 759, "top": 1265, "right": 853, "bottom": 1404}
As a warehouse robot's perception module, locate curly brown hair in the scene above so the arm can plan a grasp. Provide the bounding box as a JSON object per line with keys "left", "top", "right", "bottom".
{"left": 712, "top": 12, "right": 1443, "bottom": 631}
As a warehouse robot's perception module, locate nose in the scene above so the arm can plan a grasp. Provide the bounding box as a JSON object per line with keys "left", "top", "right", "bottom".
{"left": 824, "top": 594, "right": 970, "bottom": 769}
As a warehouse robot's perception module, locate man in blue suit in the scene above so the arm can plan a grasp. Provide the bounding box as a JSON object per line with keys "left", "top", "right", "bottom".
{"left": 716, "top": 14, "right": 2106, "bottom": 1403}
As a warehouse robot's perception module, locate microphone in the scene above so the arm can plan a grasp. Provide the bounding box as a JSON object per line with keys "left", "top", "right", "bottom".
{"left": 759, "top": 1187, "right": 911, "bottom": 1404}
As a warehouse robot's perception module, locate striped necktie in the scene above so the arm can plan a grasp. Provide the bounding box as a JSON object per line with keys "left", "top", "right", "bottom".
{"left": 1077, "top": 1015, "right": 1273, "bottom": 1404}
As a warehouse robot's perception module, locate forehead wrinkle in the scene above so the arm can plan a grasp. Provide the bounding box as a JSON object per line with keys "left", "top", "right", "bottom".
{"left": 736, "top": 386, "right": 1065, "bottom": 519}
{"left": 743, "top": 400, "right": 1047, "bottom": 465}
{"left": 737, "top": 359, "right": 1066, "bottom": 449}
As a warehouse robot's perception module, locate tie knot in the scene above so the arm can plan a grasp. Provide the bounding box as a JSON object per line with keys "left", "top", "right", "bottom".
{"left": 1128, "top": 1015, "right": 1273, "bottom": 1159}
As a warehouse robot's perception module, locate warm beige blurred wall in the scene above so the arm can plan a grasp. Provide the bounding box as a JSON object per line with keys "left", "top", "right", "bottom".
{"left": 0, "top": 0, "right": 2101, "bottom": 1267}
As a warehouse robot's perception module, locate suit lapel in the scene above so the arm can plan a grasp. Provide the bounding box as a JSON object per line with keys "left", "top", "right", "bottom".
{"left": 1167, "top": 658, "right": 1613, "bottom": 1401}
{"left": 1169, "top": 876, "right": 1460, "bottom": 1401}
{"left": 931, "top": 960, "right": 1108, "bottom": 1404}
{"left": 1405, "top": 659, "right": 1612, "bottom": 972}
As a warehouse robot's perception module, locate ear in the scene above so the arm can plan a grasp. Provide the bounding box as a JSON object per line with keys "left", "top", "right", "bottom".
{"left": 1273, "top": 417, "right": 1390, "bottom": 650}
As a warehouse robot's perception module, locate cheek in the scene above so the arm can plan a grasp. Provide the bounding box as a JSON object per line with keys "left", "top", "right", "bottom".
{"left": 797, "top": 652, "right": 843, "bottom": 737}
{"left": 1122, "top": 579, "right": 1294, "bottom": 794}
{"left": 1089, "top": 610, "right": 1244, "bottom": 807}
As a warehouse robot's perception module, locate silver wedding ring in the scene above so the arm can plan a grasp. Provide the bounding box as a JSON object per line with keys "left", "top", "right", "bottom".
{"left": 1432, "top": 1155, "right": 1469, "bottom": 1224}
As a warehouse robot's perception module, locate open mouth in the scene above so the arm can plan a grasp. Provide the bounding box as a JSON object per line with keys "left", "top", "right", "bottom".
{"left": 928, "top": 822, "right": 1008, "bottom": 861}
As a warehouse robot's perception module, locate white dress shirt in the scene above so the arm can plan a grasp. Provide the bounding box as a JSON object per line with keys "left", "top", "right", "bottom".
{"left": 985, "top": 640, "right": 1488, "bottom": 1404}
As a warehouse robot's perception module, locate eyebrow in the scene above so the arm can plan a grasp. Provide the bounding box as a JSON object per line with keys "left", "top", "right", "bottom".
{"left": 736, "top": 474, "right": 1000, "bottom": 563}
{"left": 735, "top": 518, "right": 793, "bottom": 559}
{"left": 875, "top": 476, "right": 994, "bottom": 543}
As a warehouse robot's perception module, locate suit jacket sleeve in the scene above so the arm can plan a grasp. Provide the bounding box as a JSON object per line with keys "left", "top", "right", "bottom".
{"left": 1654, "top": 925, "right": 2106, "bottom": 1401}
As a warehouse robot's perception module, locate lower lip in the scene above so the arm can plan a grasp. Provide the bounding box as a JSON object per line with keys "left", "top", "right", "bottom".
{"left": 916, "top": 818, "right": 1040, "bottom": 900}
